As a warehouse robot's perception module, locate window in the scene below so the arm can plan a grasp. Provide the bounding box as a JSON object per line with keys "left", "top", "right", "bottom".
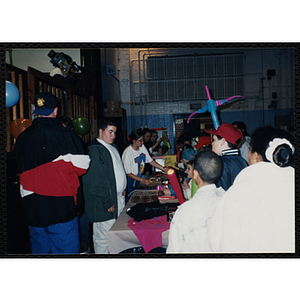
{"left": 146, "top": 53, "right": 244, "bottom": 102}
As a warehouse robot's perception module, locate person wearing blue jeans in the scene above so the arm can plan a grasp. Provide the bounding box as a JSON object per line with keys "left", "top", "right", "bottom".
{"left": 14, "top": 92, "right": 90, "bottom": 254}
{"left": 29, "top": 218, "right": 80, "bottom": 254}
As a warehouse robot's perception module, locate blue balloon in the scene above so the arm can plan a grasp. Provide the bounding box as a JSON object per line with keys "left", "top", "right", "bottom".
{"left": 6, "top": 81, "right": 20, "bottom": 108}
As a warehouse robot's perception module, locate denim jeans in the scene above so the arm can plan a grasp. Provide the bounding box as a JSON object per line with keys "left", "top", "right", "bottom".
{"left": 29, "top": 217, "right": 79, "bottom": 254}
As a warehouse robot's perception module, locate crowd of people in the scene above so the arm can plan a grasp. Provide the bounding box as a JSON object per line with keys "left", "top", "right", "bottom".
{"left": 167, "top": 123, "right": 295, "bottom": 253}
{"left": 14, "top": 91, "right": 295, "bottom": 255}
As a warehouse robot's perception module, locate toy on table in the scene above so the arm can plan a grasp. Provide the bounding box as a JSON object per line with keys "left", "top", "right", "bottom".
{"left": 162, "top": 133, "right": 170, "bottom": 149}
{"left": 187, "top": 85, "right": 244, "bottom": 129}
{"left": 166, "top": 168, "right": 185, "bottom": 205}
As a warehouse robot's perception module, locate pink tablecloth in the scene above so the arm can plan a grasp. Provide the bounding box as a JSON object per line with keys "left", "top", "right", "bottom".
{"left": 127, "top": 215, "right": 170, "bottom": 253}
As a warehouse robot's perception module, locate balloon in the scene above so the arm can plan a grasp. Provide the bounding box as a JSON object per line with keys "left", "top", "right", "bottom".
{"left": 72, "top": 117, "right": 90, "bottom": 135}
{"left": 187, "top": 85, "right": 244, "bottom": 129}
{"left": 10, "top": 118, "right": 32, "bottom": 139}
{"left": 6, "top": 81, "right": 20, "bottom": 108}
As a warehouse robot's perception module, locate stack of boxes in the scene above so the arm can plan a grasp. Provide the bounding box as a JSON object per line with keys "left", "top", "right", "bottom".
{"left": 103, "top": 101, "right": 126, "bottom": 118}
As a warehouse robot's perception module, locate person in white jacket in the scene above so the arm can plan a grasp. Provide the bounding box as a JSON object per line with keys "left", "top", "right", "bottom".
{"left": 208, "top": 125, "right": 295, "bottom": 253}
{"left": 167, "top": 150, "right": 224, "bottom": 253}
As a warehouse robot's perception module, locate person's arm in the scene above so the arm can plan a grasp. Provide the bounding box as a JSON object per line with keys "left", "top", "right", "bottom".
{"left": 150, "top": 137, "right": 163, "bottom": 151}
{"left": 126, "top": 172, "right": 151, "bottom": 185}
{"left": 182, "top": 181, "right": 191, "bottom": 200}
{"left": 107, "top": 205, "right": 115, "bottom": 212}
{"left": 166, "top": 210, "right": 182, "bottom": 253}
{"left": 181, "top": 178, "right": 190, "bottom": 190}
{"left": 217, "top": 162, "right": 232, "bottom": 191}
{"left": 149, "top": 159, "right": 167, "bottom": 172}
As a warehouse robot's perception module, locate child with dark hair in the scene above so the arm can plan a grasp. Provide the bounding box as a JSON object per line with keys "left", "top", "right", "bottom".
{"left": 167, "top": 150, "right": 224, "bottom": 253}
{"left": 205, "top": 123, "right": 248, "bottom": 191}
{"left": 180, "top": 147, "right": 197, "bottom": 200}
{"left": 144, "top": 129, "right": 164, "bottom": 155}
{"left": 142, "top": 128, "right": 152, "bottom": 144}
{"left": 181, "top": 160, "right": 194, "bottom": 200}
{"left": 176, "top": 133, "right": 193, "bottom": 167}
{"left": 122, "top": 129, "right": 166, "bottom": 199}
{"left": 208, "top": 125, "right": 295, "bottom": 253}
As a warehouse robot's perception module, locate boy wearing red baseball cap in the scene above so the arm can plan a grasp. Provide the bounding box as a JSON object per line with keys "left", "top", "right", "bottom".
{"left": 205, "top": 123, "right": 248, "bottom": 191}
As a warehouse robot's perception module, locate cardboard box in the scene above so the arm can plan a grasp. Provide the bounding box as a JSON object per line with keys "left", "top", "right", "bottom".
{"left": 152, "top": 155, "right": 177, "bottom": 170}
{"left": 107, "top": 101, "right": 120, "bottom": 110}
{"left": 163, "top": 155, "right": 177, "bottom": 168}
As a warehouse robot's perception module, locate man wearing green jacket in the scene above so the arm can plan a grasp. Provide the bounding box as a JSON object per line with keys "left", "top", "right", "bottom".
{"left": 82, "top": 119, "right": 127, "bottom": 254}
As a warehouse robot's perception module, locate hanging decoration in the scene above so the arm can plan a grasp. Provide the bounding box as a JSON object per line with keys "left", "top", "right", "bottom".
{"left": 6, "top": 81, "right": 20, "bottom": 108}
{"left": 187, "top": 85, "right": 244, "bottom": 129}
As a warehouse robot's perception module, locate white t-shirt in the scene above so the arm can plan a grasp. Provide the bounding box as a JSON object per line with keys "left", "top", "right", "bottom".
{"left": 122, "top": 144, "right": 152, "bottom": 177}
{"left": 97, "top": 139, "right": 127, "bottom": 194}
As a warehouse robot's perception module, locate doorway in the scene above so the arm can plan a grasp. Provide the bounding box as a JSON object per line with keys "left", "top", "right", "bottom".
{"left": 173, "top": 112, "right": 215, "bottom": 151}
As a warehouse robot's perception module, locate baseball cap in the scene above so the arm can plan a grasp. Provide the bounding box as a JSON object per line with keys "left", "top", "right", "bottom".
{"left": 182, "top": 148, "right": 197, "bottom": 161}
{"left": 33, "top": 91, "right": 58, "bottom": 116}
{"left": 194, "top": 136, "right": 212, "bottom": 149}
{"left": 205, "top": 123, "right": 243, "bottom": 146}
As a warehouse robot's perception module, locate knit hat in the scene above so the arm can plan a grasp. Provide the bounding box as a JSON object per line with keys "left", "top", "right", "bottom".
{"left": 33, "top": 91, "right": 58, "bottom": 116}
{"left": 182, "top": 148, "right": 197, "bottom": 161}
{"left": 205, "top": 123, "right": 243, "bottom": 146}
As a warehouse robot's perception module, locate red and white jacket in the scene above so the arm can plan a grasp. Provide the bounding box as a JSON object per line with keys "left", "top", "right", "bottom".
{"left": 14, "top": 117, "right": 90, "bottom": 227}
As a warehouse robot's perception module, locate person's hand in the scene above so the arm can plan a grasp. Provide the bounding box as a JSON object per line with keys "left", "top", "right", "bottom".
{"left": 163, "top": 187, "right": 171, "bottom": 196}
{"left": 181, "top": 179, "right": 189, "bottom": 190}
{"left": 122, "top": 190, "right": 126, "bottom": 197}
{"left": 142, "top": 178, "right": 151, "bottom": 185}
{"left": 107, "top": 205, "right": 115, "bottom": 213}
{"left": 162, "top": 166, "right": 168, "bottom": 172}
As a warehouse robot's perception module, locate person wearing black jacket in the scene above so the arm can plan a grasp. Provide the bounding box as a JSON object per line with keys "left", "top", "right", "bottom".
{"left": 206, "top": 123, "right": 248, "bottom": 191}
{"left": 14, "top": 91, "right": 90, "bottom": 254}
